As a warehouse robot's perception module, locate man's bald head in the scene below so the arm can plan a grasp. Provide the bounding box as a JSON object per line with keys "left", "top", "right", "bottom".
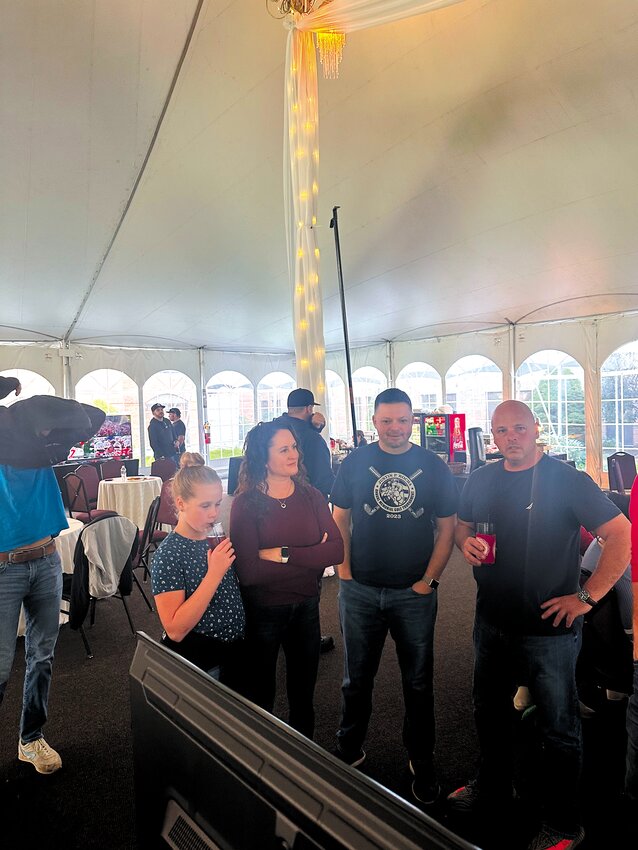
{"left": 491, "top": 400, "right": 541, "bottom": 471}
{"left": 490, "top": 400, "right": 536, "bottom": 430}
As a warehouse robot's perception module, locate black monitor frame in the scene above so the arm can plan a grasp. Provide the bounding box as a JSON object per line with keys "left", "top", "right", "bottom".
{"left": 130, "top": 633, "right": 478, "bottom": 850}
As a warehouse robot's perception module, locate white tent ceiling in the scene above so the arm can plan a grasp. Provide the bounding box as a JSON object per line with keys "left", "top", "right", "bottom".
{"left": 3, "top": 0, "right": 638, "bottom": 353}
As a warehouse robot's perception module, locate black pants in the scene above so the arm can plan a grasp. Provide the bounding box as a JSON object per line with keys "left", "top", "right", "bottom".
{"left": 242, "top": 596, "right": 320, "bottom": 739}
{"left": 161, "top": 631, "right": 243, "bottom": 689}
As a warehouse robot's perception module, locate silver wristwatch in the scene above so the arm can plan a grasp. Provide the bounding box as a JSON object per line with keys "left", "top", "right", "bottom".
{"left": 424, "top": 577, "right": 440, "bottom": 590}
{"left": 576, "top": 588, "right": 596, "bottom": 607}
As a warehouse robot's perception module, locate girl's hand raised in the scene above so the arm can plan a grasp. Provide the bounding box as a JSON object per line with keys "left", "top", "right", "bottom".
{"left": 207, "top": 537, "right": 235, "bottom": 578}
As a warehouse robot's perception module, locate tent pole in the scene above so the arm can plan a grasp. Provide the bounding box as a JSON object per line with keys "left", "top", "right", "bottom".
{"left": 330, "top": 206, "right": 357, "bottom": 446}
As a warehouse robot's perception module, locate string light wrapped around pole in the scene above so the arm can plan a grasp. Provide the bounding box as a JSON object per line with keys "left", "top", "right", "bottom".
{"left": 283, "top": 27, "right": 326, "bottom": 400}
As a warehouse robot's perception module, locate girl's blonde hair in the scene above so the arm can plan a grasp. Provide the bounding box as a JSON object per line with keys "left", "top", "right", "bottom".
{"left": 173, "top": 452, "right": 221, "bottom": 502}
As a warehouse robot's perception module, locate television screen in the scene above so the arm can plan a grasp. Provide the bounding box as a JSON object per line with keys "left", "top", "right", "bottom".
{"left": 129, "top": 633, "right": 477, "bottom": 850}
{"left": 67, "top": 413, "right": 133, "bottom": 461}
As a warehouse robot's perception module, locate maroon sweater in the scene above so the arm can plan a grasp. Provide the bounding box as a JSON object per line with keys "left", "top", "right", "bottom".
{"left": 230, "top": 485, "right": 344, "bottom": 607}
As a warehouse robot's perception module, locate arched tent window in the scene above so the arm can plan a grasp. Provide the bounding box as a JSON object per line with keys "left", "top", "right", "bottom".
{"left": 396, "top": 362, "right": 442, "bottom": 412}
{"left": 517, "top": 350, "right": 585, "bottom": 468}
{"left": 353, "top": 367, "right": 387, "bottom": 437}
{"left": 0, "top": 368, "right": 54, "bottom": 406}
{"left": 75, "top": 369, "right": 140, "bottom": 459}
{"left": 325, "top": 370, "right": 348, "bottom": 441}
{"left": 446, "top": 356, "right": 502, "bottom": 433}
{"left": 206, "top": 371, "right": 255, "bottom": 459}
{"left": 257, "top": 372, "right": 295, "bottom": 422}
{"left": 601, "top": 341, "right": 638, "bottom": 466}
{"left": 143, "top": 371, "right": 199, "bottom": 465}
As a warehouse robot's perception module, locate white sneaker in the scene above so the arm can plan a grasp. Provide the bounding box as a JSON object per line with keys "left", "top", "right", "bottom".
{"left": 18, "top": 737, "right": 62, "bottom": 774}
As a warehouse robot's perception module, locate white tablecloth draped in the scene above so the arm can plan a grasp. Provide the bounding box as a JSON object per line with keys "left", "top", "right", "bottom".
{"left": 57, "top": 517, "right": 84, "bottom": 574}
{"left": 96, "top": 476, "right": 162, "bottom": 530}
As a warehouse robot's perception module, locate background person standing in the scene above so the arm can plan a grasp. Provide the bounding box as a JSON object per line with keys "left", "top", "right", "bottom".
{"left": 0, "top": 378, "right": 105, "bottom": 774}
{"left": 147, "top": 403, "right": 176, "bottom": 466}
{"left": 450, "top": 399, "right": 630, "bottom": 850}
{"left": 168, "top": 407, "right": 186, "bottom": 463}
{"left": 331, "top": 387, "right": 457, "bottom": 807}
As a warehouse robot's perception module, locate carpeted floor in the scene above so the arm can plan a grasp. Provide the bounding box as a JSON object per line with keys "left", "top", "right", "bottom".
{"left": 0, "top": 548, "right": 632, "bottom": 849}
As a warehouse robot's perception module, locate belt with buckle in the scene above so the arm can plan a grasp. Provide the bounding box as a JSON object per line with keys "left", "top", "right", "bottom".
{"left": 0, "top": 539, "right": 56, "bottom": 564}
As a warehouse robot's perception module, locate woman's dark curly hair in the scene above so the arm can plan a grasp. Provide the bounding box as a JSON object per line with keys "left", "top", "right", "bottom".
{"left": 236, "top": 421, "right": 307, "bottom": 501}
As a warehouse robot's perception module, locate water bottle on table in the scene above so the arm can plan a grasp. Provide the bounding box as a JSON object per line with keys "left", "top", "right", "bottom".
{"left": 120, "top": 464, "right": 127, "bottom": 481}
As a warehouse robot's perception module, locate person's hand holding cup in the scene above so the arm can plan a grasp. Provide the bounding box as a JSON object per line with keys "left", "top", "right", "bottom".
{"left": 206, "top": 521, "right": 234, "bottom": 578}
{"left": 475, "top": 522, "right": 496, "bottom": 564}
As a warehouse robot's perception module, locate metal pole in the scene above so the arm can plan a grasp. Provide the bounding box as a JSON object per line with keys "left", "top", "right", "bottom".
{"left": 330, "top": 206, "right": 358, "bottom": 446}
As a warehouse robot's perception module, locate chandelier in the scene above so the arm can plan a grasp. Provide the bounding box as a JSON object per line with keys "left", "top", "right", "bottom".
{"left": 266, "top": 0, "right": 345, "bottom": 79}
{"left": 266, "top": 1, "right": 326, "bottom": 18}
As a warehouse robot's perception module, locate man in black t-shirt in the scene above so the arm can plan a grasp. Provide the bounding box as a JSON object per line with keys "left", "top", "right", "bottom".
{"left": 449, "top": 400, "right": 630, "bottom": 850}
{"left": 147, "top": 403, "right": 177, "bottom": 465}
{"left": 331, "top": 388, "right": 457, "bottom": 807}
{"left": 167, "top": 407, "right": 186, "bottom": 465}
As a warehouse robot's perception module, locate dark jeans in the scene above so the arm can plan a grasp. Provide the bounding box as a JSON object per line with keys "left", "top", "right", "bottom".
{"left": 473, "top": 615, "right": 583, "bottom": 834}
{"left": 243, "top": 596, "right": 320, "bottom": 739}
{"left": 337, "top": 578, "right": 437, "bottom": 768}
{"left": 626, "top": 660, "right": 638, "bottom": 801}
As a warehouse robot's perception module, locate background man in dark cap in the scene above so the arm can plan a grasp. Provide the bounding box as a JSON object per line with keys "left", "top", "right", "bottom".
{"left": 274, "top": 388, "right": 336, "bottom": 652}
{"left": 147, "top": 403, "right": 176, "bottom": 467}
{"left": 274, "top": 388, "right": 334, "bottom": 498}
{"left": 167, "top": 407, "right": 186, "bottom": 463}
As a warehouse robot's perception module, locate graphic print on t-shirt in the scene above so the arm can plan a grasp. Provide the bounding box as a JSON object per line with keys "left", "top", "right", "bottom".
{"left": 364, "top": 465, "right": 424, "bottom": 519}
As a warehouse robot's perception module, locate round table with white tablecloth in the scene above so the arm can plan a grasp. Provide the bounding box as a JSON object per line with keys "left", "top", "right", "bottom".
{"left": 17, "top": 517, "right": 85, "bottom": 637}
{"left": 96, "top": 475, "right": 162, "bottom": 530}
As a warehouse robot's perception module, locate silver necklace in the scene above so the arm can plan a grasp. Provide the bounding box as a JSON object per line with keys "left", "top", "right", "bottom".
{"left": 276, "top": 481, "right": 294, "bottom": 509}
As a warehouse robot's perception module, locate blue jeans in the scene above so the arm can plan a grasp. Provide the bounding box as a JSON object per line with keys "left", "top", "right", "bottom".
{"left": 337, "top": 578, "right": 438, "bottom": 767}
{"left": 0, "top": 551, "right": 63, "bottom": 743}
{"left": 626, "top": 660, "right": 638, "bottom": 800}
{"left": 243, "top": 596, "right": 320, "bottom": 739}
{"left": 473, "top": 615, "right": 583, "bottom": 834}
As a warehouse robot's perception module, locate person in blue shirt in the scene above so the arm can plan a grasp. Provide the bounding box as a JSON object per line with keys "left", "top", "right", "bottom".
{"left": 0, "top": 377, "right": 105, "bottom": 775}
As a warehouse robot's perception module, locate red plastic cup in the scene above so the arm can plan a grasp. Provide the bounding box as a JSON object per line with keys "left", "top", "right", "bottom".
{"left": 475, "top": 522, "right": 496, "bottom": 564}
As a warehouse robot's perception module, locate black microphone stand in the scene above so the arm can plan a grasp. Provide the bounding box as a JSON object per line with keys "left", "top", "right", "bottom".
{"left": 330, "top": 206, "right": 358, "bottom": 447}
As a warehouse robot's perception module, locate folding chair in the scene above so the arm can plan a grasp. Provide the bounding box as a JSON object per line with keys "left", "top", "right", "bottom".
{"left": 467, "top": 427, "right": 486, "bottom": 473}
{"left": 64, "top": 514, "right": 141, "bottom": 658}
{"left": 135, "top": 496, "right": 162, "bottom": 583}
{"left": 150, "top": 458, "right": 177, "bottom": 482}
{"left": 74, "top": 463, "right": 100, "bottom": 508}
{"left": 153, "top": 479, "right": 178, "bottom": 546}
{"left": 607, "top": 452, "right": 637, "bottom": 494}
{"left": 64, "top": 472, "right": 114, "bottom": 523}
